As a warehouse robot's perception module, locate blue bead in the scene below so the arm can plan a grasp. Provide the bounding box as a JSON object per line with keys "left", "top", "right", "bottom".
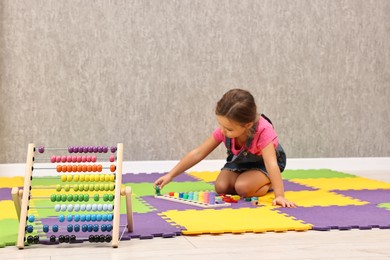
{"left": 26, "top": 225, "right": 33, "bottom": 233}
{"left": 52, "top": 224, "right": 59, "bottom": 232}
{"left": 82, "top": 224, "right": 87, "bottom": 232}
{"left": 67, "top": 215, "right": 73, "bottom": 222}
{"left": 87, "top": 224, "right": 93, "bottom": 232}
{"left": 106, "top": 224, "right": 113, "bottom": 232}
{"left": 74, "top": 215, "right": 80, "bottom": 222}
{"left": 58, "top": 215, "right": 65, "bottom": 222}
{"left": 101, "top": 224, "right": 107, "bottom": 232}
{"left": 107, "top": 214, "right": 113, "bottom": 221}
{"left": 102, "top": 214, "right": 108, "bottom": 221}
{"left": 43, "top": 225, "right": 49, "bottom": 233}
{"left": 80, "top": 215, "right": 86, "bottom": 222}
{"left": 67, "top": 224, "right": 73, "bottom": 232}
{"left": 96, "top": 215, "right": 102, "bottom": 221}
{"left": 28, "top": 215, "right": 35, "bottom": 223}
{"left": 91, "top": 214, "right": 96, "bottom": 222}
{"left": 86, "top": 215, "right": 91, "bottom": 221}
{"left": 93, "top": 224, "right": 99, "bottom": 232}
{"left": 74, "top": 224, "right": 80, "bottom": 232}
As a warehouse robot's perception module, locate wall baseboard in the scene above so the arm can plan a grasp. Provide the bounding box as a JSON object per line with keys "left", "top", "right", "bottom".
{"left": 0, "top": 157, "right": 389, "bottom": 177}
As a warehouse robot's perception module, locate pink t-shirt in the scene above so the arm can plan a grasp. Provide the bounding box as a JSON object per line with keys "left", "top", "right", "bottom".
{"left": 212, "top": 116, "right": 278, "bottom": 156}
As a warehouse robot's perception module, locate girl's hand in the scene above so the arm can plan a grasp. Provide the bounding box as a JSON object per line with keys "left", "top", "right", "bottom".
{"left": 272, "top": 196, "right": 297, "bottom": 208}
{"left": 154, "top": 175, "right": 173, "bottom": 190}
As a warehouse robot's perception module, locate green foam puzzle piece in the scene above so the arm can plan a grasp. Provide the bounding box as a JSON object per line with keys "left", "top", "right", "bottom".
{"left": 119, "top": 196, "right": 155, "bottom": 214}
{"left": 0, "top": 219, "right": 19, "bottom": 246}
{"left": 282, "top": 169, "right": 357, "bottom": 180}
{"left": 378, "top": 203, "right": 390, "bottom": 210}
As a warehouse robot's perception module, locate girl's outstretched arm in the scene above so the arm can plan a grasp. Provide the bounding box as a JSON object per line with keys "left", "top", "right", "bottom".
{"left": 262, "top": 143, "right": 297, "bottom": 208}
{"left": 154, "top": 135, "right": 220, "bottom": 189}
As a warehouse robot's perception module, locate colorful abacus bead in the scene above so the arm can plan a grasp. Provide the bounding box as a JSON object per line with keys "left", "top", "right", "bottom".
{"left": 38, "top": 146, "right": 44, "bottom": 153}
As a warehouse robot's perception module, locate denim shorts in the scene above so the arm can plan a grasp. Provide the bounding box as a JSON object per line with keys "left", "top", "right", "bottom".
{"left": 221, "top": 161, "right": 269, "bottom": 176}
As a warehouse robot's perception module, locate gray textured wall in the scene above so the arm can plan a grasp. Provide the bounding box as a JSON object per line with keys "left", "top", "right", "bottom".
{"left": 0, "top": 0, "right": 389, "bottom": 163}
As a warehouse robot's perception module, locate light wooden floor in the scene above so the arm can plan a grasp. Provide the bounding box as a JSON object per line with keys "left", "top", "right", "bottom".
{"left": 1, "top": 169, "right": 389, "bottom": 260}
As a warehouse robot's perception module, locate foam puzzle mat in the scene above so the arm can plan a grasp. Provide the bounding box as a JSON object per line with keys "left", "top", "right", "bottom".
{"left": 1, "top": 169, "right": 390, "bottom": 247}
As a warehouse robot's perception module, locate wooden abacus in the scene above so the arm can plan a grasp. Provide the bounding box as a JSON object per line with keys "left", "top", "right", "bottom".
{"left": 14, "top": 143, "right": 133, "bottom": 249}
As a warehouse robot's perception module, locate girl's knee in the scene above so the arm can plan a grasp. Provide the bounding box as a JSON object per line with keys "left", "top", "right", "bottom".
{"left": 234, "top": 182, "right": 248, "bottom": 197}
{"left": 214, "top": 182, "right": 227, "bottom": 194}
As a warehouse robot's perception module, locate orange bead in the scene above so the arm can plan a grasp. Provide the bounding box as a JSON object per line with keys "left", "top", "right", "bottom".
{"left": 67, "top": 165, "right": 72, "bottom": 172}
{"left": 62, "top": 165, "right": 67, "bottom": 172}
{"left": 87, "top": 165, "right": 92, "bottom": 172}
{"left": 56, "top": 165, "right": 62, "bottom": 173}
{"left": 97, "top": 165, "right": 102, "bottom": 172}
{"left": 77, "top": 165, "right": 82, "bottom": 172}
{"left": 92, "top": 165, "right": 97, "bottom": 172}
{"left": 72, "top": 165, "right": 77, "bottom": 172}
{"left": 82, "top": 165, "right": 87, "bottom": 172}
{"left": 110, "top": 164, "right": 116, "bottom": 172}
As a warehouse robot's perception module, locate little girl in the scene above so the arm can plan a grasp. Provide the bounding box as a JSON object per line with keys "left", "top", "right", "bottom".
{"left": 154, "top": 89, "right": 296, "bottom": 207}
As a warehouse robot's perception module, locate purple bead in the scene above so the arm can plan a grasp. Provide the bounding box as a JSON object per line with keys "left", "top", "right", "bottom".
{"left": 78, "top": 146, "right": 84, "bottom": 153}
{"left": 110, "top": 146, "right": 117, "bottom": 153}
{"left": 88, "top": 146, "right": 93, "bottom": 153}
{"left": 68, "top": 146, "right": 74, "bottom": 153}
{"left": 93, "top": 146, "right": 98, "bottom": 153}
{"left": 38, "top": 146, "right": 45, "bottom": 153}
{"left": 73, "top": 146, "right": 79, "bottom": 153}
{"left": 97, "top": 146, "right": 103, "bottom": 153}
{"left": 102, "top": 146, "right": 108, "bottom": 153}
{"left": 83, "top": 146, "right": 88, "bottom": 153}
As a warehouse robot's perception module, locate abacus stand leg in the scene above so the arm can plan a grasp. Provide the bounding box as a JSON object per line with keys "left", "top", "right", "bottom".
{"left": 17, "top": 143, "right": 35, "bottom": 249}
{"left": 11, "top": 187, "right": 21, "bottom": 221}
{"left": 125, "top": 186, "right": 133, "bottom": 232}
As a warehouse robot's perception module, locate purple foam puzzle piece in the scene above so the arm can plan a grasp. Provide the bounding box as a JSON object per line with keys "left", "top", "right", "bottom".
{"left": 333, "top": 189, "right": 390, "bottom": 204}
{"left": 277, "top": 204, "right": 390, "bottom": 230}
{"left": 122, "top": 172, "right": 198, "bottom": 184}
{"left": 283, "top": 180, "right": 317, "bottom": 192}
{"left": 0, "top": 188, "right": 13, "bottom": 201}
{"left": 119, "top": 212, "right": 183, "bottom": 239}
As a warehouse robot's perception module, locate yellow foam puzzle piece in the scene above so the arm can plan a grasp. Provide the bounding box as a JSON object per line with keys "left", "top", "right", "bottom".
{"left": 159, "top": 207, "right": 312, "bottom": 235}
{"left": 0, "top": 177, "right": 24, "bottom": 188}
{"left": 0, "top": 201, "right": 18, "bottom": 220}
{"left": 187, "top": 171, "right": 219, "bottom": 182}
{"left": 290, "top": 177, "right": 390, "bottom": 191}
{"left": 259, "top": 190, "right": 368, "bottom": 207}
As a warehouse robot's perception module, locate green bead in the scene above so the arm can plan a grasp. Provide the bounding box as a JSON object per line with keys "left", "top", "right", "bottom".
{"left": 103, "top": 194, "right": 109, "bottom": 202}
{"left": 108, "top": 194, "right": 114, "bottom": 202}
{"left": 94, "top": 194, "right": 100, "bottom": 202}
{"left": 73, "top": 194, "right": 79, "bottom": 202}
{"left": 61, "top": 194, "right": 67, "bottom": 202}
{"left": 56, "top": 184, "right": 62, "bottom": 192}
{"left": 79, "top": 194, "right": 84, "bottom": 202}
{"left": 84, "top": 194, "right": 89, "bottom": 202}
{"left": 67, "top": 194, "right": 73, "bottom": 202}
{"left": 56, "top": 194, "right": 61, "bottom": 202}
{"left": 50, "top": 194, "right": 56, "bottom": 202}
